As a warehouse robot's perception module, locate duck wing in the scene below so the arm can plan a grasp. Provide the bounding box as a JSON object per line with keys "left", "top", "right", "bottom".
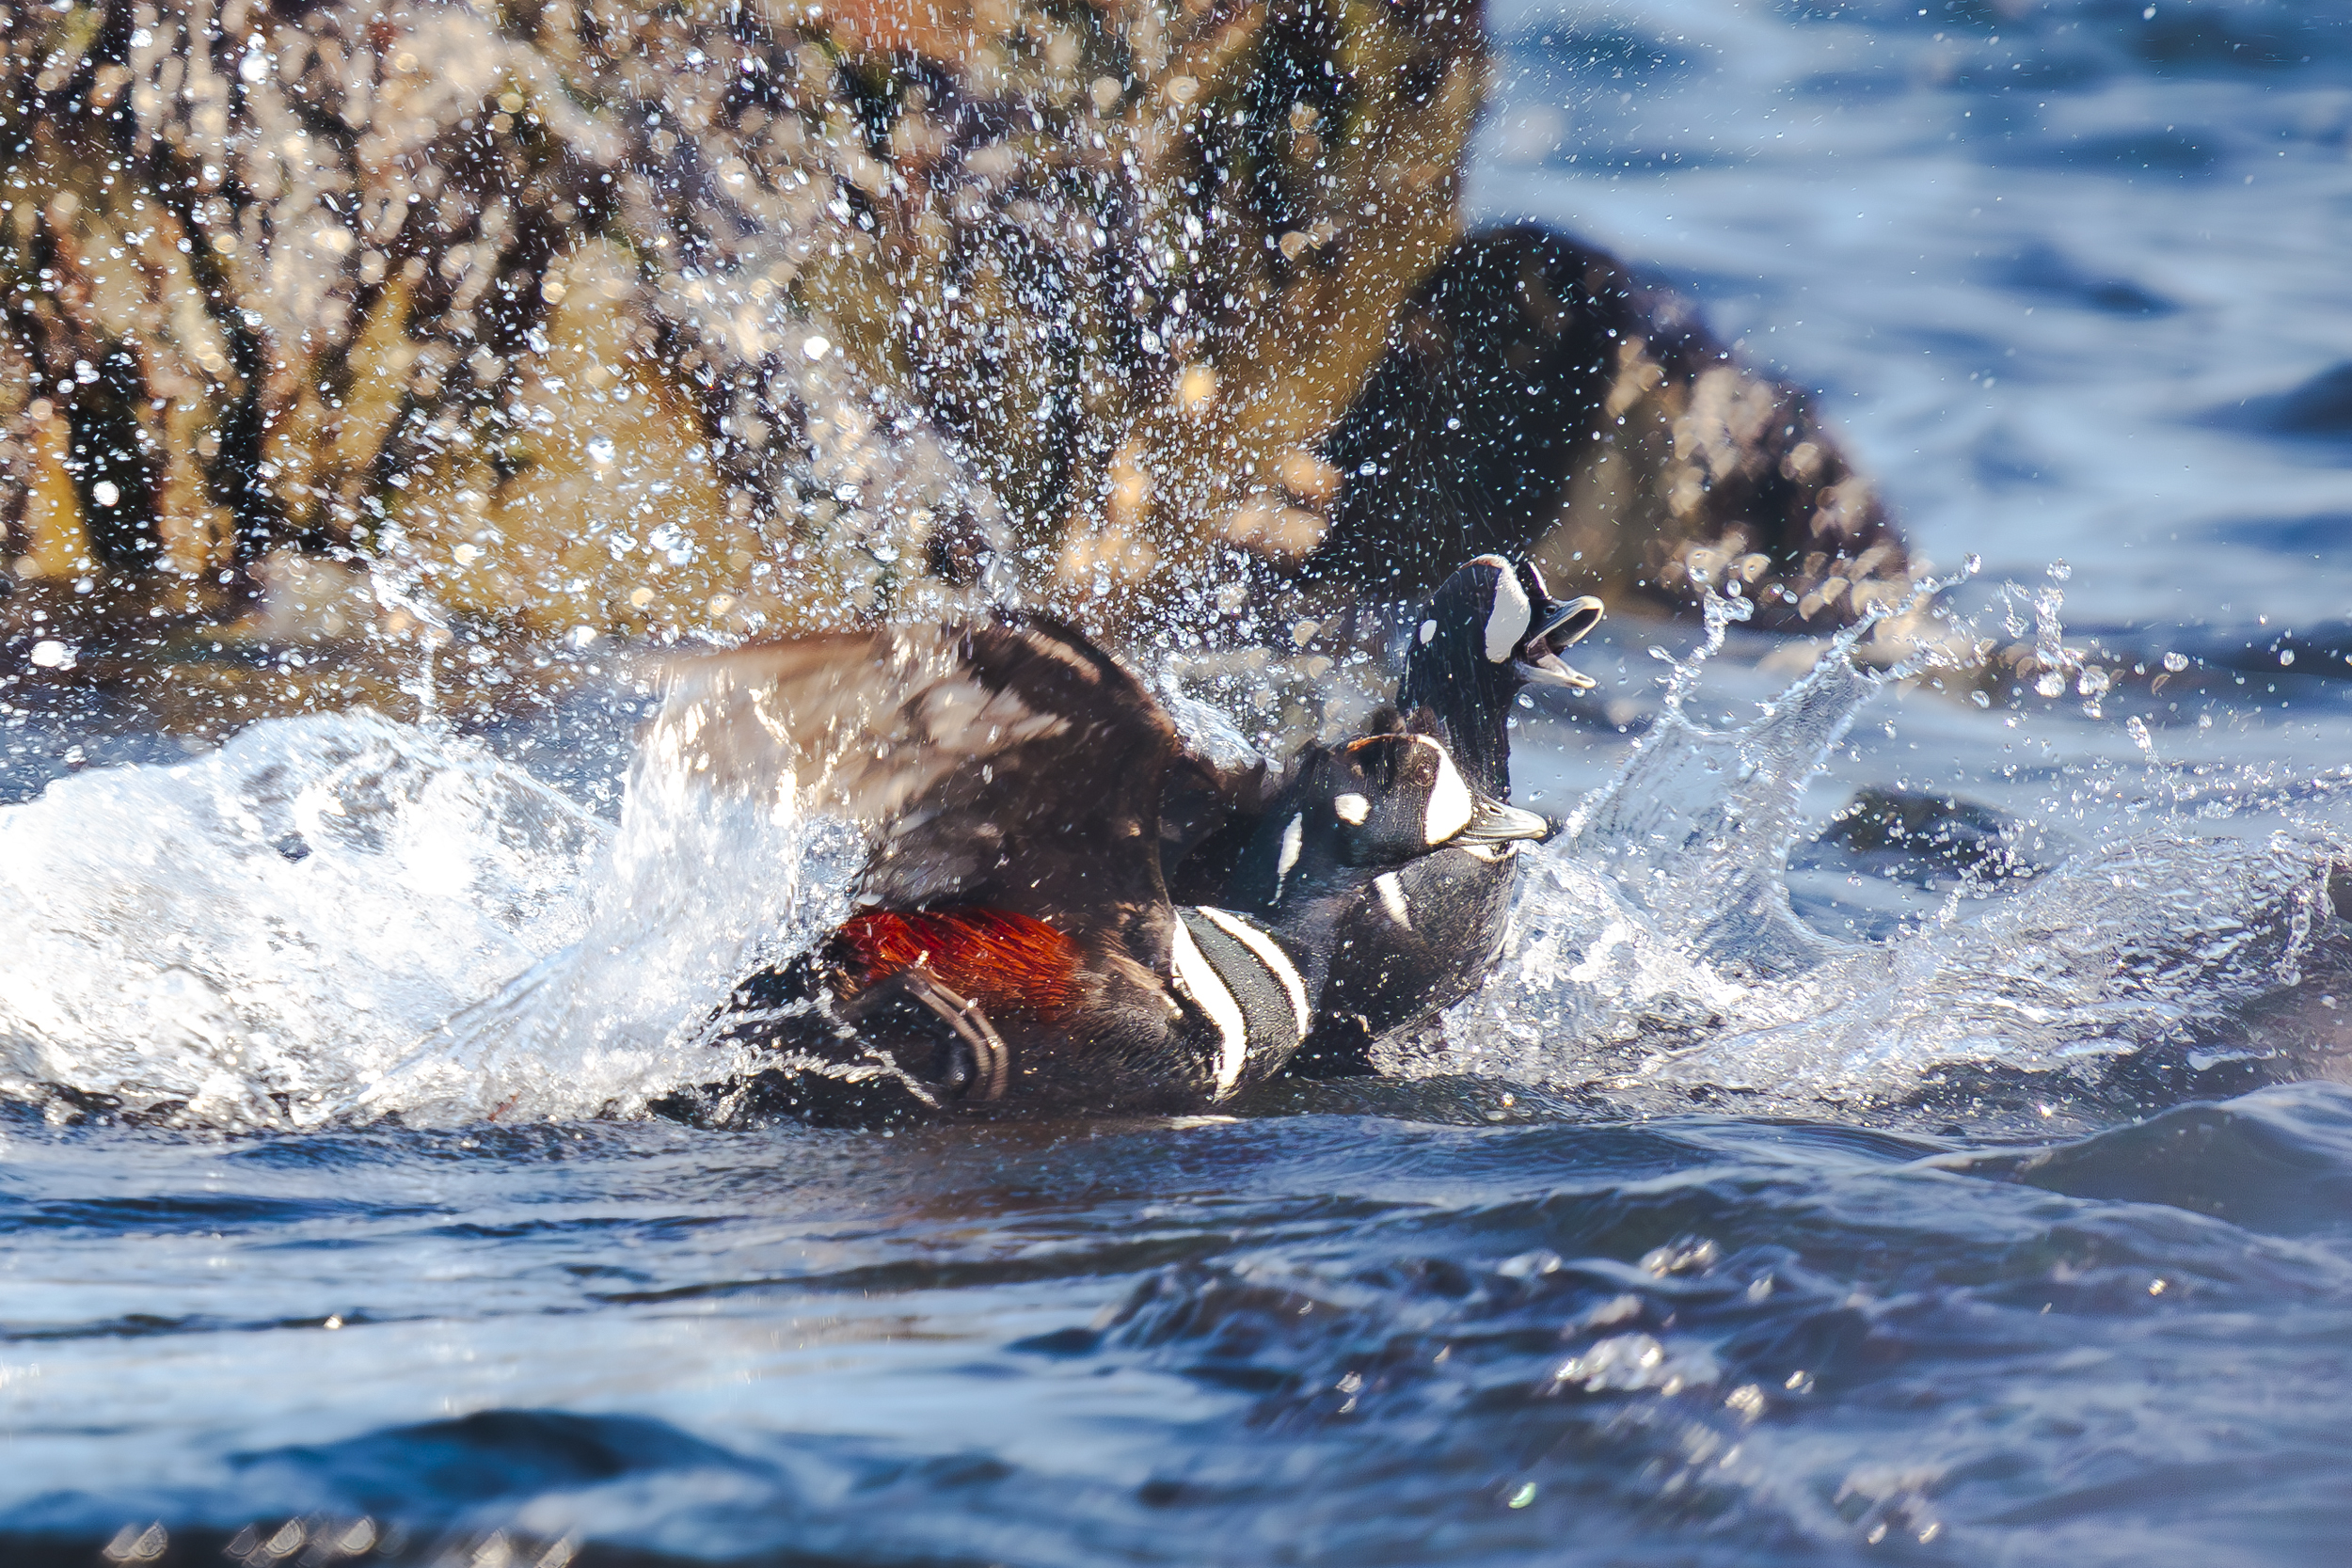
{"left": 660, "top": 618, "right": 1182, "bottom": 929}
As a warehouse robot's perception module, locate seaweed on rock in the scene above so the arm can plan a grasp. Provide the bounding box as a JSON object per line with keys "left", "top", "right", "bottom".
{"left": 0, "top": 0, "right": 1911, "bottom": 679}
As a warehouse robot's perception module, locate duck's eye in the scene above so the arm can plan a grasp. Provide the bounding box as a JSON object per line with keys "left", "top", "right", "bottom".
{"left": 1333, "top": 792, "right": 1370, "bottom": 825}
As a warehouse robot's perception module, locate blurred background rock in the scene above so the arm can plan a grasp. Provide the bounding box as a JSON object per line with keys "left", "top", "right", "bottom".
{"left": 0, "top": 0, "right": 1914, "bottom": 724}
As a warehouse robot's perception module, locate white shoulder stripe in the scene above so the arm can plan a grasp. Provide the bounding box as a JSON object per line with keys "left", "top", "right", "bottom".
{"left": 1168, "top": 918, "right": 1248, "bottom": 1099}
{"left": 1197, "top": 906, "right": 1311, "bottom": 1039}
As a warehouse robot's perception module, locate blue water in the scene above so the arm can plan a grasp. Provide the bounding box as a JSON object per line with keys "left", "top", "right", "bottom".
{"left": 8, "top": 2, "right": 2352, "bottom": 1562}
{"left": 9, "top": 1094, "right": 2352, "bottom": 1565}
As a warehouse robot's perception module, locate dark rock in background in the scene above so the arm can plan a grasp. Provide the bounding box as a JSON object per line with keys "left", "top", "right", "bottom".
{"left": 0, "top": 0, "right": 1914, "bottom": 707}
{"left": 1312, "top": 225, "right": 1912, "bottom": 629}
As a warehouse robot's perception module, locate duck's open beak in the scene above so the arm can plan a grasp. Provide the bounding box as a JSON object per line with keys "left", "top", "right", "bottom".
{"left": 1454, "top": 796, "right": 1559, "bottom": 847}
{"left": 1513, "top": 594, "right": 1604, "bottom": 691}
{"left": 1514, "top": 651, "right": 1597, "bottom": 690}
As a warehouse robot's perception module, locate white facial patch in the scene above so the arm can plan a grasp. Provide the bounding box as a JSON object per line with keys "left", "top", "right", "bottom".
{"left": 1483, "top": 564, "right": 1533, "bottom": 664}
{"left": 1333, "top": 792, "right": 1370, "bottom": 825}
{"left": 1422, "top": 744, "right": 1474, "bottom": 845}
{"left": 1274, "top": 813, "right": 1303, "bottom": 900}
{"left": 1168, "top": 919, "right": 1248, "bottom": 1099}
{"left": 1375, "top": 872, "right": 1412, "bottom": 929}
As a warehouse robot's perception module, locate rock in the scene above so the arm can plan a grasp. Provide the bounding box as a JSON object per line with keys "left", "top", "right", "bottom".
{"left": 0, "top": 0, "right": 1484, "bottom": 644}
{"left": 0, "top": 2, "right": 1913, "bottom": 675}
{"left": 1803, "top": 786, "right": 2037, "bottom": 885}
{"left": 1311, "top": 226, "right": 1913, "bottom": 631}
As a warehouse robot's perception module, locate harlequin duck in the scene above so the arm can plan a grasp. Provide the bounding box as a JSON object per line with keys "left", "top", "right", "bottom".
{"left": 1401, "top": 554, "right": 1606, "bottom": 797}
{"left": 650, "top": 616, "right": 1549, "bottom": 1125}
{"left": 1287, "top": 554, "right": 1604, "bottom": 1074}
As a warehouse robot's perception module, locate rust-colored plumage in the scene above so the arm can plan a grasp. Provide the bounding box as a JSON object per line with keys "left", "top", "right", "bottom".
{"left": 829, "top": 910, "right": 1083, "bottom": 1021}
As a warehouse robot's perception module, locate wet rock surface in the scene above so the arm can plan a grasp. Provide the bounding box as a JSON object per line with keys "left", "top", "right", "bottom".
{"left": 1317, "top": 226, "right": 1911, "bottom": 627}
{"left": 0, "top": 0, "right": 1906, "bottom": 691}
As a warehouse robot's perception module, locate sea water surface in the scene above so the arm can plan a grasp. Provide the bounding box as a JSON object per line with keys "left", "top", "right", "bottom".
{"left": 8, "top": 1, "right": 2352, "bottom": 1562}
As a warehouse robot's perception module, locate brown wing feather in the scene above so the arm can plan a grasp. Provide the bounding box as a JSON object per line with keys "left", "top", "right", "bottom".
{"left": 660, "top": 618, "right": 1181, "bottom": 942}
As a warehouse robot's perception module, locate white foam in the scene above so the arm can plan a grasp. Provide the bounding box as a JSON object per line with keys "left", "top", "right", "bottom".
{"left": 0, "top": 709, "right": 857, "bottom": 1128}
{"left": 1406, "top": 594, "right": 2352, "bottom": 1119}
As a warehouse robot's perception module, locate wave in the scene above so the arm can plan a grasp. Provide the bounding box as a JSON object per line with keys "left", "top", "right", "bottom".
{"left": 1414, "top": 599, "right": 2352, "bottom": 1130}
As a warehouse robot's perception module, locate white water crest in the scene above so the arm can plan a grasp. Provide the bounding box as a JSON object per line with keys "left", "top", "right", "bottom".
{"left": 1415, "top": 594, "right": 2352, "bottom": 1122}
{"left": 0, "top": 708, "right": 853, "bottom": 1128}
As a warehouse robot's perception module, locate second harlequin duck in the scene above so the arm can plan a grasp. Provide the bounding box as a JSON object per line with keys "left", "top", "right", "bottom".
{"left": 1286, "top": 554, "right": 1604, "bottom": 1074}
{"left": 650, "top": 616, "right": 1549, "bottom": 1125}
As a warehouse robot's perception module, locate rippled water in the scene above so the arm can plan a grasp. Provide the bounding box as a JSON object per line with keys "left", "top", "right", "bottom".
{"left": 8, "top": 1, "right": 2352, "bottom": 1562}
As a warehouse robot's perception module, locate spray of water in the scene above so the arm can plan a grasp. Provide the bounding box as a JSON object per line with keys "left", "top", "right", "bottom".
{"left": 0, "top": 566, "right": 2344, "bottom": 1131}
{"left": 0, "top": 705, "right": 854, "bottom": 1128}
{"left": 1416, "top": 571, "right": 2352, "bottom": 1126}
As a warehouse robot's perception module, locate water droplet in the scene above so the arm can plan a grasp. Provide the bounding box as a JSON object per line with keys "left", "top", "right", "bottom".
{"left": 585, "top": 435, "right": 615, "bottom": 465}
{"left": 2046, "top": 559, "right": 2072, "bottom": 581}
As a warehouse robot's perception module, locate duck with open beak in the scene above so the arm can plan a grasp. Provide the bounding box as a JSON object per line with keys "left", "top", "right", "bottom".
{"left": 1515, "top": 582, "right": 1606, "bottom": 693}
{"left": 1397, "top": 554, "right": 1605, "bottom": 800}
{"left": 1284, "top": 555, "right": 1606, "bottom": 1074}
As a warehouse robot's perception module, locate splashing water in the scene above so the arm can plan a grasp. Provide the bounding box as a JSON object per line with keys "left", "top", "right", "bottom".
{"left": 0, "top": 708, "right": 854, "bottom": 1129}
{"left": 348, "top": 695, "right": 862, "bottom": 1126}
{"left": 1417, "top": 586, "right": 2352, "bottom": 1130}
{"left": 2, "top": 580, "right": 2347, "bottom": 1132}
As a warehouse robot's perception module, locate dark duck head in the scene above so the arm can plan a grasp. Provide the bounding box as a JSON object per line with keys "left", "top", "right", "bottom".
{"left": 1289, "top": 557, "right": 1604, "bottom": 1075}
{"left": 649, "top": 618, "right": 1516, "bottom": 1125}
{"left": 1397, "top": 554, "right": 1603, "bottom": 798}
{"left": 1224, "top": 732, "right": 1554, "bottom": 914}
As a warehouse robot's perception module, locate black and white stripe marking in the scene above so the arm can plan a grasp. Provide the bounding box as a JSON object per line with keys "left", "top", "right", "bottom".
{"left": 1273, "top": 812, "right": 1303, "bottom": 900}
{"left": 1471, "top": 552, "right": 1532, "bottom": 663}
{"left": 1168, "top": 906, "right": 1313, "bottom": 1099}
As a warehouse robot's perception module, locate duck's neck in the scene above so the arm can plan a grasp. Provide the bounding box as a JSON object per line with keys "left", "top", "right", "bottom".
{"left": 1398, "top": 651, "right": 1515, "bottom": 800}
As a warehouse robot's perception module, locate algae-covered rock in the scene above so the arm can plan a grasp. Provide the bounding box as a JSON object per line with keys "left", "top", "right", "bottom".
{"left": 0, "top": 0, "right": 1914, "bottom": 678}
{"left": 0, "top": 0, "right": 1483, "bottom": 639}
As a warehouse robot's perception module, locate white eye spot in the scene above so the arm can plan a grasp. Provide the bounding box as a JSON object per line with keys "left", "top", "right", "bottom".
{"left": 1274, "top": 813, "right": 1303, "bottom": 899}
{"left": 1484, "top": 566, "right": 1532, "bottom": 663}
{"left": 1423, "top": 749, "right": 1473, "bottom": 844}
{"left": 1333, "top": 792, "right": 1370, "bottom": 825}
{"left": 1375, "top": 872, "right": 1412, "bottom": 929}
{"left": 1418, "top": 619, "right": 1438, "bottom": 645}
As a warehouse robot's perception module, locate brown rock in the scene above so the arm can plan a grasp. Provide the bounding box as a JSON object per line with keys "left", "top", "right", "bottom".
{"left": 0, "top": 3, "right": 1910, "bottom": 686}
